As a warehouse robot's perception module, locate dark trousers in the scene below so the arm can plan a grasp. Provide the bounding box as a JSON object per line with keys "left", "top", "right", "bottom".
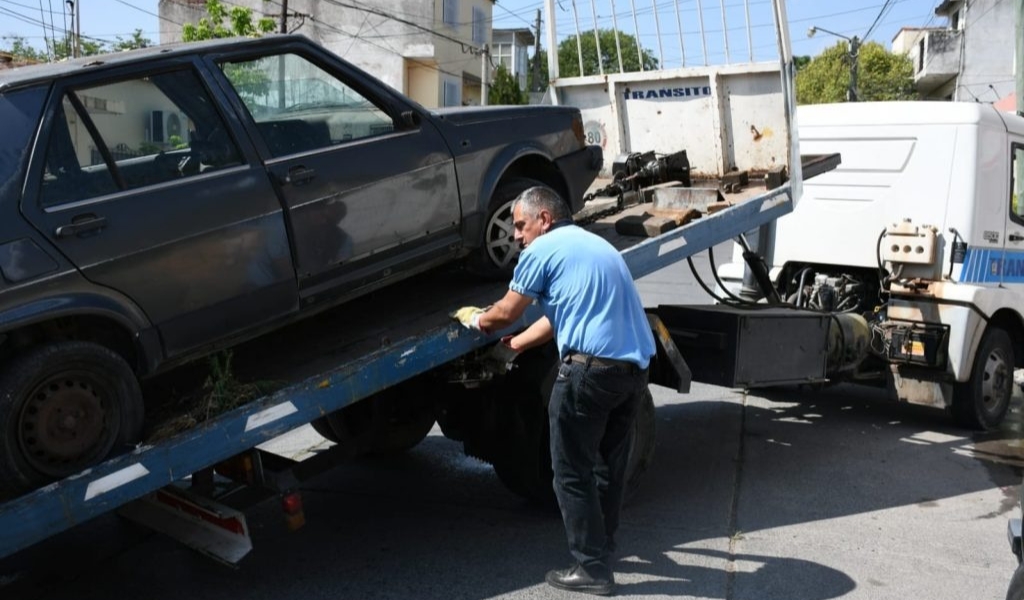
{"left": 548, "top": 356, "right": 648, "bottom": 575}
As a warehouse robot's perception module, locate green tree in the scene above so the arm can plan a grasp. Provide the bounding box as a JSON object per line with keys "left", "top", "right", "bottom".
{"left": 112, "top": 29, "right": 152, "bottom": 52}
{"left": 796, "top": 40, "right": 917, "bottom": 104}
{"left": 1, "top": 35, "right": 47, "bottom": 62}
{"left": 1, "top": 33, "right": 107, "bottom": 62}
{"left": 557, "top": 29, "right": 658, "bottom": 78}
{"left": 182, "top": 0, "right": 276, "bottom": 101}
{"left": 488, "top": 65, "right": 526, "bottom": 105}
{"left": 181, "top": 0, "right": 276, "bottom": 41}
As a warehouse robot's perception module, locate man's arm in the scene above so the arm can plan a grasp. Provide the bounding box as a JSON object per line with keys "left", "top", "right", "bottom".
{"left": 504, "top": 317, "right": 554, "bottom": 352}
{"left": 478, "top": 289, "right": 534, "bottom": 333}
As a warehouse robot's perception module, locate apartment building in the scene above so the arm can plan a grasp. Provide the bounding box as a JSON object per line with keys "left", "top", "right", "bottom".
{"left": 892, "top": 0, "right": 1016, "bottom": 102}
{"left": 159, "top": 0, "right": 494, "bottom": 108}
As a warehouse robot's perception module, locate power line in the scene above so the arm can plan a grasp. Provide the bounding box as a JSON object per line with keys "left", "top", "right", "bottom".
{"left": 864, "top": 0, "right": 895, "bottom": 40}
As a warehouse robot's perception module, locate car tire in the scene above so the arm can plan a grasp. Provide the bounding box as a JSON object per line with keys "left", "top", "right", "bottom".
{"left": 471, "top": 177, "right": 566, "bottom": 280}
{"left": 953, "top": 327, "right": 1014, "bottom": 431}
{"left": 0, "top": 341, "right": 144, "bottom": 493}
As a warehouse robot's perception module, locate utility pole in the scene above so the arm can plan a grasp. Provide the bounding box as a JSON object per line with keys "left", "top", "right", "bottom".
{"left": 65, "top": 0, "right": 80, "bottom": 58}
{"left": 807, "top": 26, "right": 859, "bottom": 102}
{"left": 532, "top": 9, "right": 542, "bottom": 92}
{"left": 279, "top": 0, "right": 288, "bottom": 33}
{"left": 481, "top": 44, "right": 489, "bottom": 106}
{"left": 848, "top": 35, "right": 860, "bottom": 102}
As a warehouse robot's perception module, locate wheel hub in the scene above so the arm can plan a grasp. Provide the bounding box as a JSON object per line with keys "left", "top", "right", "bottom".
{"left": 19, "top": 374, "right": 112, "bottom": 474}
{"left": 485, "top": 200, "right": 520, "bottom": 268}
{"left": 981, "top": 348, "right": 1010, "bottom": 410}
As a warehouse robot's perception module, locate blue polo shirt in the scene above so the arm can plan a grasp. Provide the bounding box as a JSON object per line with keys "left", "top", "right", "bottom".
{"left": 509, "top": 223, "right": 655, "bottom": 369}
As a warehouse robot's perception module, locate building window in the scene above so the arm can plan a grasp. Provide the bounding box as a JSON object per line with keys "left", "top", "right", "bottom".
{"left": 444, "top": 0, "right": 458, "bottom": 28}
{"left": 443, "top": 77, "right": 461, "bottom": 107}
{"left": 472, "top": 7, "right": 486, "bottom": 44}
{"left": 495, "top": 43, "right": 513, "bottom": 71}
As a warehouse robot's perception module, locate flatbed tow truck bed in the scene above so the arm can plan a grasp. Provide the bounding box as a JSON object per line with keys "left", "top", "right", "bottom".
{"left": 0, "top": 174, "right": 799, "bottom": 560}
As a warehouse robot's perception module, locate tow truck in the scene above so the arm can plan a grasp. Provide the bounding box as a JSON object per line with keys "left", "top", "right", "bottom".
{"left": 0, "top": 0, "right": 822, "bottom": 565}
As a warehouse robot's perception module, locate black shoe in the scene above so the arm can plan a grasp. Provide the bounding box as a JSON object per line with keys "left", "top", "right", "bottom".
{"left": 545, "top": 564, "right": 615, "bottom": 596}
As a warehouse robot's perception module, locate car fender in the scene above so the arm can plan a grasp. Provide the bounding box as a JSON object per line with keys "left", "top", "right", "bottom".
{"left": 0, "top": 291, "right": 160, "bottom": 374}
{"left": 460, "top": 142, "right": 562, "bottom": 244}
{"left": 480, "top": 141, "right": 558, "bottom": 205}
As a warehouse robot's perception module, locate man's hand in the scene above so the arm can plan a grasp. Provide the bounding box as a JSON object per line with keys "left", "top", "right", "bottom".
{"left": 452, "top": 306, "right": 487, "bottom": 332}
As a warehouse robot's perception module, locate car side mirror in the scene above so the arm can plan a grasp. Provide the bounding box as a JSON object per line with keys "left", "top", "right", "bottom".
{"left": 400, "top": 110, "right": 421, "bottom": 129}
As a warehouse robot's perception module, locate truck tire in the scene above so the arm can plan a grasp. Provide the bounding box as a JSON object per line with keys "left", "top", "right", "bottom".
{"left": 471, "top": 177, "right": 565, "bottom": 280}
{"left": 953, "top": 327, "right": 1014, "bottom": 431}
{"left": 1008, "top": 561, "right": 1024, "bottom": 600}
{"left": 492, "top": 345, "right": 657, "bottom": 504}
{"left": 310, "top": 381, "right": 436, "bottom": 456}
{"left": 0, "top": 341, "right": 144, "bottom": 493}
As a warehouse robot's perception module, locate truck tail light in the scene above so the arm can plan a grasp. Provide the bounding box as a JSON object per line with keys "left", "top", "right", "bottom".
{"left": 282, "top": 491, "right": 306, "bottom": 531}
{"left": 572, "top": 114, "right": 586, "bottom": 146}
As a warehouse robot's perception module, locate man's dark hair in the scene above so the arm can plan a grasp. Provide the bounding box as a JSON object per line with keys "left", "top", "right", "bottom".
{"left": 513, "top": 186, "right": 570, "bottom": 221}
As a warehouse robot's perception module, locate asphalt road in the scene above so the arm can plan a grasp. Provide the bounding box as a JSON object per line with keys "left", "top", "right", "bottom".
{"left": 2, "top": 247, "right": 1023, "bottom": 600}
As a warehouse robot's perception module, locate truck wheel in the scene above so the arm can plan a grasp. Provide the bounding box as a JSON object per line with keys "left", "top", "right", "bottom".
{"left": 1008, "top": 561, "right": 1024, "bottom": 600}
{"left": 953, "top": 327, "right": 1014, "bottom": 431}
{"left": 0, "top": 341, "right": 143, "bottom": 493}
{"left": 311, "top": 380, "right": 436, "bottom": 456}
{"left": 471, "top": 177, "right": 565, "bottom": 280}
{"left": 492, "top": 345, "right": 657, "bottom": 504}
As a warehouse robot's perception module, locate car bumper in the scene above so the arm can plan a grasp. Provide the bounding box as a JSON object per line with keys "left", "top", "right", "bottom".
{"left": 556, "top": 145, "right": 604, "bottom": 214}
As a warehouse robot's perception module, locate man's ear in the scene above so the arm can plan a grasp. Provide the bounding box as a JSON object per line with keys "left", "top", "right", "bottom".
{"left": 539, "top": 209, "right": 555, "bottom": 231}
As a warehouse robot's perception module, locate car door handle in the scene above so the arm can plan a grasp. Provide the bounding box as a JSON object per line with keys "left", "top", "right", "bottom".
{"left": 285, "top": 166, "right": 316, "bottom": 186}
{"left": 55, "top": 215, "right": 107, "bottom": 238}
{"left": 1010, "top": 232, "right": 1024, "bottom": 242}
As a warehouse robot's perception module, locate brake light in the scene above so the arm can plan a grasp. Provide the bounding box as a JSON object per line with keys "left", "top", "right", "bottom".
{"left": 572, "top": 114, "right": 586, "bottom": 146}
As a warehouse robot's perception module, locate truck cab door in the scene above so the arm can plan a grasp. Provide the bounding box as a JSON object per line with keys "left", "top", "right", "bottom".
{"left": 211, "top": 50, "right": 461, "bottom": 307}
{"left": 1004, "top": 142, "right": 1024, "bottom": 283}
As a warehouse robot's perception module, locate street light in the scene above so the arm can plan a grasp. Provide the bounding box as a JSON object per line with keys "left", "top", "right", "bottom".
{"left": 808, "top": 25, "right": 860, "bottom": 102}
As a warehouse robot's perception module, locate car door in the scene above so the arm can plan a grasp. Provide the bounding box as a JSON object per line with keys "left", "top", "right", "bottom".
{"left": 210, "top": 49, "right": 460, "bottom": 305}
{"left": 20, "top": 62, "right": 297, "bottom": 358}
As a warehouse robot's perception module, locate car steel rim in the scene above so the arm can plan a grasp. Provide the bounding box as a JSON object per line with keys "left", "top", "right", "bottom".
{"left": 18, "top": 371, "right": 115, "bottom": 477}
{"left": 981, "top": 347, "right": 1010, "bottom": 413}
{"left": 485, "top": 199, "right": 520, "bottom": 269}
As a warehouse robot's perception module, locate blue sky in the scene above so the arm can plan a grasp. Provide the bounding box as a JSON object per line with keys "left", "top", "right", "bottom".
{"left": 2, "top": 0, "right": 945, "bottom": 61}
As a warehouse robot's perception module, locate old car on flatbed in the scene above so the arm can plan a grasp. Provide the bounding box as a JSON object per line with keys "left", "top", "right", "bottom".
{"left": 0, "top": 33, "right": 601, "bottom": 493}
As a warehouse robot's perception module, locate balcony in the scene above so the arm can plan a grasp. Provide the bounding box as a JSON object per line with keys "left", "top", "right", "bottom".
{"left": 914, "top": 30, "right": 961, "bottom": 89}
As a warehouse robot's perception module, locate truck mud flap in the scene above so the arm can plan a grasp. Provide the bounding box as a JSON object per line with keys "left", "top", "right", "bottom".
{"left": 646, "top": 312, "right": 691, "bottom": 393}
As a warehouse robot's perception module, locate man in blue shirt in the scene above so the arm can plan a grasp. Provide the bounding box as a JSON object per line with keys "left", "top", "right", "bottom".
{"left": 454, "top": 185, "right": 655, "bottom": 596}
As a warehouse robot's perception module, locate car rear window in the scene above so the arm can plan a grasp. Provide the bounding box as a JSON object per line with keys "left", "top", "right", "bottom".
{"left": 0, "top": 85, "right": 47, "bottom": 209}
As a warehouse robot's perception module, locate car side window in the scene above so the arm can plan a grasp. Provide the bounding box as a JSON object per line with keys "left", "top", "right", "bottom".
{"left": 39, "top": 69, "right": 243, "bottom": 208}
{"left": 1012, "top": 144, "right": 1024, "bottom": 225}
{"left": 218, "top": 53, "right": 396, "bottom": 158}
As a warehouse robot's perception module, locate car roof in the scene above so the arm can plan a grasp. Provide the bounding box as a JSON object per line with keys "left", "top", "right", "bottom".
{"left": 0, "top": 34, "right": 306, "bottom": 92}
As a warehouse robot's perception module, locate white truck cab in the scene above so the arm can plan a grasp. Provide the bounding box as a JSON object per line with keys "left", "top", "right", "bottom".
{"left": 722, "top": 101, "right": 1024, "bottom": 429}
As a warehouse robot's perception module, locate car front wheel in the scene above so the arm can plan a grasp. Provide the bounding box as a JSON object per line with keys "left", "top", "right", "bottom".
{"left": 0, "top": 341, "right": 144, "bottom": 494}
